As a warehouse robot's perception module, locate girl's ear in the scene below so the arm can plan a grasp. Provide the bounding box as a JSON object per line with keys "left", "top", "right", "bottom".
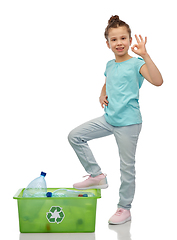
{"left": 130, "top": 37, "right": 133, "bottom": 46}
{"left": 106, "top": 40, "right": 110, "bottom": 49}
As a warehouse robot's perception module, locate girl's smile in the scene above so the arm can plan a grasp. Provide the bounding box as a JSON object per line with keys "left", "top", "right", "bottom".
{"left": 116, "top": 47, "right": 124, "bottom": 52}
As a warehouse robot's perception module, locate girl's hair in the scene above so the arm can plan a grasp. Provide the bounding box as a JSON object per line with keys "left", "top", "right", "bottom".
{"left": 104, "top": 15, "right": 131, "bottom": 41}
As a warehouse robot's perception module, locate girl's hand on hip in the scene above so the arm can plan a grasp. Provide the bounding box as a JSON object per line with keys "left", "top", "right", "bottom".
{"left": 99, "top": 95, "right": 109, "bottom": 108}
{"left": 131, "top": 35, "right": 148, "bottom": 57}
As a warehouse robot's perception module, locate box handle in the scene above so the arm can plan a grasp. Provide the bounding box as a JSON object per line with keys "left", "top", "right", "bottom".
{"left": 13, "top": 188, "right": 24, "bottom": 199}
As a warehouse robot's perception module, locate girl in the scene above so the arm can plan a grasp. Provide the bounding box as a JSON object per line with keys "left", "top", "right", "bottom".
{"left": 68, "top": 15, "right": 163, "bottom": 225}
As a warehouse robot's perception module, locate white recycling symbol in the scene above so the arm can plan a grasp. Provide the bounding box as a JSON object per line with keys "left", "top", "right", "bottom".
{"left": 46, "top": 206, "right": 65, "bottom": 224}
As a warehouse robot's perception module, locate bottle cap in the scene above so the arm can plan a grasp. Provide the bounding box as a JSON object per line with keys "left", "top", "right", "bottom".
{"left": 41, "top": 171, "right": 46, "bottom": 177}
{"left": 46, "top": 192, "right": 52, "bottom": 197}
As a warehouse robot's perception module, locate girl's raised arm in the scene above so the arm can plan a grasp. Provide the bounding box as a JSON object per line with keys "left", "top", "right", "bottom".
{"left": 131, "top": 35, "right": 163, "bottom": 86}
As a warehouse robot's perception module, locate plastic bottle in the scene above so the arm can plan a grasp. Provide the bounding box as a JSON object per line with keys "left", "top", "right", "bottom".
{"left": 46, "top": 189, "right": 95, "bottom": 198}
{"left": 48, "top": 189, "right": 67, "bottom": 197}
{"left": 22, "top": 172, "right": 47, "bottom": 198}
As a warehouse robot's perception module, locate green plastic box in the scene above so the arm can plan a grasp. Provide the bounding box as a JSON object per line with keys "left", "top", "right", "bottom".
{"left": 13, "top": 188, "right": 101, "bottom": 233}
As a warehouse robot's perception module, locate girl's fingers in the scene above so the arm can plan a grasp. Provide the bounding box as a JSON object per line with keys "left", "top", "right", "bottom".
{"left": 100, "top": 95, "right": 109, "bottom": 108}
{"left": 139, "top": 35, "right": 147, "bottom": 44}
{"left": 101, "top": 101, "right": 106, "bottom": 108}
{"left": 135, "top": 35, "right": 147, "bottom": 45}
{"left": 131, "top": 44, "right": 138, "bottom": 52}
{"left": 104, "top": 100, "right": 109, "bottom": 105}
{"left": 135, "top": 34, "right": 140, "bottom": 43}
{"left": 131, "top": 44, "right": 138, "bottom": 49}
{"left": 139, "top": 35, "right": 143, "bottom": 41}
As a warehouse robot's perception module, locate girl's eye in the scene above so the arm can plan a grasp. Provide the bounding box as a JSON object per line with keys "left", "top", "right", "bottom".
{"left": 111, "top": 39, "right": 116, "bottom": 41}
{"left": 122, "top": 37, "right": 125, "bottom": 40}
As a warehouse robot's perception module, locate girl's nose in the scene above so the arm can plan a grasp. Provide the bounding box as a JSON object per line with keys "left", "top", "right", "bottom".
{"left": 117, "top": 41, "right": 123, "bottom": 45}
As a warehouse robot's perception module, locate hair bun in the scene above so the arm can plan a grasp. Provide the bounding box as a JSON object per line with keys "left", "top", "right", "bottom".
{"left": 108, "top": 15, "right": 120, "bottom": 25}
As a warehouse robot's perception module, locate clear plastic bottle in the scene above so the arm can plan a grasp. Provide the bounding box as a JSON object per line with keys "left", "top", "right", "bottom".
{"left": 22, "top": 172, "right": 47, "bottom": 198}
{"left": 50, "top": 189, "right": 68, "bottom": 197}
{"left": 46, "top": 189, "right": 95, "bottom": 198}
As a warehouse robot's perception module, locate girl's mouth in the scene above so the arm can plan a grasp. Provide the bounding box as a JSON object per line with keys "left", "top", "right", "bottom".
{"left": 116, "top": 47, "right": 124, "bottom": 52}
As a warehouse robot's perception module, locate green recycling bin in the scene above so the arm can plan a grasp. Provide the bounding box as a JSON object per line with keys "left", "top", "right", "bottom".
{"left": 13, "top": 188, "right": 101, "bottom": 233}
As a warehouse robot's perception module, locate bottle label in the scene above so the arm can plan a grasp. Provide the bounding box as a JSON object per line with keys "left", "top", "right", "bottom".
{"left": 46, "top": 206, "right": 65, "bottom": 224}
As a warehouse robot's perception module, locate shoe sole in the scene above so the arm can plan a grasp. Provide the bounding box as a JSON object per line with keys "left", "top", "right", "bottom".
{"left": 74, "top": 184, "right": 108, "bottom": 190}
{"left": 108, "top": 216, "right": 131, "bottom": 225}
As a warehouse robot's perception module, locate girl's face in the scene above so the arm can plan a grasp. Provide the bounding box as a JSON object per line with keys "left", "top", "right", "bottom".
{"left": 106, "top": 27, "right": 132, "bottom": 59}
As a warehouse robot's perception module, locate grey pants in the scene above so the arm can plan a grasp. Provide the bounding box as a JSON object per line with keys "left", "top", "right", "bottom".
{"left": 68, "top": 115, "right": 142, "bottom": 210}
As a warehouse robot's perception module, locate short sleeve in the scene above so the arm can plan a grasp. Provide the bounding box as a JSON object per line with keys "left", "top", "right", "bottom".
{"left": 104, "top": 60, "right": 114, "bottom": 78}
{"left": 104, "top": 61, "right": 109, "bottom": 77}
{"left": 136, "top": 57, "right": 145, "bottom": 88}
{"left": 137, "top": 57, "right": 145, "bottom": 74}
{"left": 104, "top": 67, "right": 107, "bottom": 77}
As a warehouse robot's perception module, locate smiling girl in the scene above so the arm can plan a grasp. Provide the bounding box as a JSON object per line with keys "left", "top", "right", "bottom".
{"left": 68, "top": 15, "right": 163, "bottom": 225}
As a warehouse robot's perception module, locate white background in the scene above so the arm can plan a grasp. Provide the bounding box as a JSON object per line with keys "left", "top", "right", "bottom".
{"left": 1, "top": 0, "right": 177, "bottom": 239}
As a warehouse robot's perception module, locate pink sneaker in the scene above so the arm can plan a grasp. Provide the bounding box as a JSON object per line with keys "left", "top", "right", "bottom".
{"left": 108, "top": 208, "right": 131, "bottom": 225}
{"left": 73, "top": 174, "right": 108, "bottom": 190}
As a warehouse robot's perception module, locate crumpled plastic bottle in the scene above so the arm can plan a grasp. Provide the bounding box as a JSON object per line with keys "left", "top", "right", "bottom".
{"left": 22, "top": 172, "right": 47, "bottom": 197}
{"left": 46, "top": 189, "right": 95, "bottom": 198}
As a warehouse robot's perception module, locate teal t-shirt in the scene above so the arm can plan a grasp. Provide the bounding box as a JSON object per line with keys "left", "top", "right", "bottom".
{"left": 104, "top": 57, "right": 145, "bottom": 127}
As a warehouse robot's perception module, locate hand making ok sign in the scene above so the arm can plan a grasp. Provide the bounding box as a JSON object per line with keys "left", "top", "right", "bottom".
{"left": 131, "top": 35, "right": 148, "bottom": 57}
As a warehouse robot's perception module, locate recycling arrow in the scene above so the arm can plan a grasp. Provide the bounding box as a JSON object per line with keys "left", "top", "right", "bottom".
{"left": 46, "top": 206, "right": 65, "bottom": 224}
